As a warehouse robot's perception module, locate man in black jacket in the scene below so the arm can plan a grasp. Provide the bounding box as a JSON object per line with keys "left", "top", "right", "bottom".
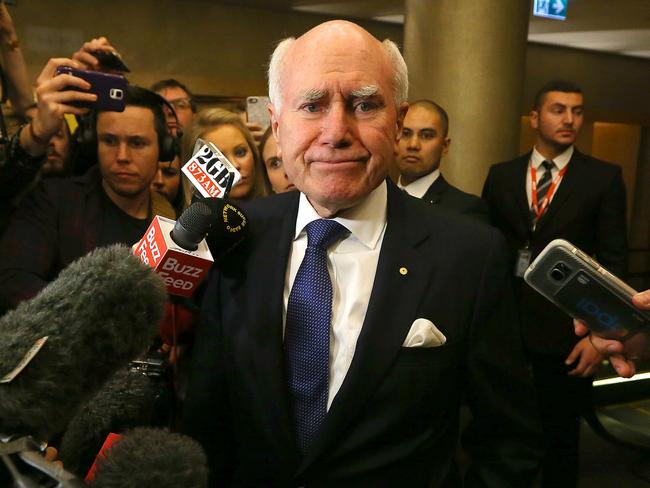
{"left": 396, "top": 99, "right": 488, "bottom": 222}
{"left": 482, "top": 80, "right": 627, "bottom": 487}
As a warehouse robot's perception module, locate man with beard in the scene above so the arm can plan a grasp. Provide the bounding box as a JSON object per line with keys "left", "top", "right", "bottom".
{"left": 482, "top": 80, "right": 627, "bottom": 487}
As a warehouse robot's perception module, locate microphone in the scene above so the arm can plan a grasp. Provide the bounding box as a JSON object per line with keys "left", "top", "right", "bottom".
{"left": 57, "top": 368, "right": 163, "bottom": 476}
{"left": 134, "top": 200, "right": 215, "bottom": 297}
{"left": 88, "top": 427, "right": 209, "bottom": 488}
{"left": 181, "top": 139, "right": 241, "bottom": 199}
{"left": 0, "top": 245, "right": 167, "bottom": 442}
{"left": 134, "top": 197, "right": 249, "bottom": 296}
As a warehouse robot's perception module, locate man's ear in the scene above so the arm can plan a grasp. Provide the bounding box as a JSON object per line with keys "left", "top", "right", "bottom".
{"left": 268, "top": 103, "right": 281, "bottom": 159}
{"left": 395, "top": 102, "right": 409, "bottom": 141}
{"left": 442, "top": 136, "right": 451, "bottom": 156}
{"left": 529, "top": 110, "right": 539, "bottom": 130}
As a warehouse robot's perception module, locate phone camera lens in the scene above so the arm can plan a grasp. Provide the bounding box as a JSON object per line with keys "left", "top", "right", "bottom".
{"left": 550, "top": 262, "right": 570, "bottom": 282}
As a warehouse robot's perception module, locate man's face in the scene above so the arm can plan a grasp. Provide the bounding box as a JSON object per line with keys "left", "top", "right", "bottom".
{"left": 97, "top": 106, "right": 160, "bottom": 200}
{"left": 395, "top": 105, "right": 450, "bottom": 185}
{"left": 269, "top": 25, "right": 405, "bottom": 217}
{"left": 530, "top": 91, "right": 584, "bottom": 151}
{"left": 157, "top": 86, "right": 194, "bottom": 135}
{"left": 43, "top": 121, "right": 70, "bottom": 176}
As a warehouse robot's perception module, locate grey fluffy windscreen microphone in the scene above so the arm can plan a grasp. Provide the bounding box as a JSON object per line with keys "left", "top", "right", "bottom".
{"left": 0, "top": 245, "right": 167, "bottom": 442}
{"left": 90, "top": 427, "right": 209, "bottom": 488}
{"left": 58, "top": 369, "right": 160, "bottom": 476}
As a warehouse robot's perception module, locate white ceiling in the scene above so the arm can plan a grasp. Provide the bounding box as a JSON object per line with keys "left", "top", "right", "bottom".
{"left": 276, "top": 0, "right": 650, "bottom": 59}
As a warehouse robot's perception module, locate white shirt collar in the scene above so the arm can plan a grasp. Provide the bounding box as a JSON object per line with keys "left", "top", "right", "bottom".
{"left": 531, "top": 145, "right": 574, "bottom": 171}
{"left": 294, "top": 181, "right": 387, "bottom": 250}
{"left": 397, "top": 169, "right": 440, "bottom": 199}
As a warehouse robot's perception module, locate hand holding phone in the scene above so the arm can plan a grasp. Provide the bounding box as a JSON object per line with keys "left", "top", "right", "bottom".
{"left": 55, "top": 66, "right": 127, "bottom": 112}
{"left": 25, "top": 59, "right": 97, "bottom": 151}
{"left": 524, "top": 239, "right": 650, "bottom": 339}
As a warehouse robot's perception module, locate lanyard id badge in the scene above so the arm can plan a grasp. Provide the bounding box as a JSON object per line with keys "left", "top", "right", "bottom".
{"left": 514, "top": 246, "right": 532, "bottom": 278}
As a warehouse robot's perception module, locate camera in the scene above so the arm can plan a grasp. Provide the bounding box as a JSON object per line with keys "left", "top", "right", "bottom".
{"left": 550, "top": 262, "right": 571, "bottom": 282}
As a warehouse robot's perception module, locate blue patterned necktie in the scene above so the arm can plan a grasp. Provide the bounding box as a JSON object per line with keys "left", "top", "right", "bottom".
{"left": 285, "top": 218, "right": 349, "bottom": 452}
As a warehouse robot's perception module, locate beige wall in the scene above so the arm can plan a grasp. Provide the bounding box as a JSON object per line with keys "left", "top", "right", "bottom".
{"left": 13, "top": 0, "right": 402, "bottom": 97}
{"left": 13, "top": 2, "right": 649, "bottom": 120}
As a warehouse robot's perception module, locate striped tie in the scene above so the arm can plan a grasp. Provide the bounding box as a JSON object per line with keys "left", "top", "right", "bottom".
{"left": 531, "top": 160, "right": 555, "bottom": 223}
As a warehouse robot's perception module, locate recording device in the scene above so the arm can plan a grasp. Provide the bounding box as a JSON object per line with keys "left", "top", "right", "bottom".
{"left": 246, "top": 95, "right": 271, "bottom": 131}
{"left": 524, "top": 239, "right": 650, "bottom": 339}
{"left": 134, "top": 200, "right": 215, "bottom": 297}
{"left": 182, "top": 139, "right": 241, "bottom": 199}
{"left": 89, "top": 428, "right": 209, "bottom": 488}
{"left": 55, "top": 66, "right": 127, "bottom": 112}
{"left": 90, "top": 50, "right": 130, "bottom": 73}
{"left": 0, "top": 245, "right": 166, "bottom": 485}
{"left": 58, "top": 368, "right": 167, "bottom": 477}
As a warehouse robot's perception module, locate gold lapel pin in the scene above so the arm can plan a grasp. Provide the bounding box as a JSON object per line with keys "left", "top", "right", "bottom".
{"left": 399, "top": 267, "right": 408, "bottom": 276}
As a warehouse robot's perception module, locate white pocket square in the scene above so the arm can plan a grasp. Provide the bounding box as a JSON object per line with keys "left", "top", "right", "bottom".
{"left": 402, "top": 318, "right": 447, "bottom": 348}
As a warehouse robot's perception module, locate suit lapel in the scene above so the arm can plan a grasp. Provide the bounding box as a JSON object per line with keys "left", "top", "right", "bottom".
{"left": 297, "top": 182, "right": 434, "bottom": 474}
{"left": 245, "top": 193, "right": 301, "bottom": 457}
{"left": 512, "top": 154, "right": 532, "bottom": 237}
{"left": 422, "top": 174, "right": 448, "bottom": 204}
{"left": 534, "top": 150, "right": 581, "bottom": 233}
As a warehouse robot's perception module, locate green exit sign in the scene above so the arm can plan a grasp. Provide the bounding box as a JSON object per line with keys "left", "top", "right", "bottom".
{"left": 534, "top": 0, "right": 568, "bottom": 20}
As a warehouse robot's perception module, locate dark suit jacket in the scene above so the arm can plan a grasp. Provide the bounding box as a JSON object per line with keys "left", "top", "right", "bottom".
{"left": 184, "top": 182, "right": 541, "bottom": 487}
{"left": 0, "top": 166, "right": 175, "bottom": 313}
{"left": 482, "top": 149, "right": 627, "bottom": 355}
{"left": 422, "top": 174, "right": 489, "bottom": 223}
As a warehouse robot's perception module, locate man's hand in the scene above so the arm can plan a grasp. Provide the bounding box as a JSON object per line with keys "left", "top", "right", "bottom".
{"left": 71, "top": 36, "right": 122, "bottom": 72}
{"left": 574, "top": 289, "right": 650, "bottom": 378}
{"left": 22, "top": 58, "right": 96, "bottom": 155}
{"left": 565, "top": 335, "right": 604, "bottom": 377}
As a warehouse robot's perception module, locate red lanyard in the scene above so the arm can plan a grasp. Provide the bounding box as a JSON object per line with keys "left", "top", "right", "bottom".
{"left": 530, "top": 162, "right": 568, "bottom": 220}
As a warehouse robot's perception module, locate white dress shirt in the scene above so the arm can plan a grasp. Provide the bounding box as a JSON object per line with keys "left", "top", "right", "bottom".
{"left": 526, "top": 145, "right": 573, "bottom": 206}
{"left": 397, "top": 169, "right": 440, "bottom": 199}
{"left": 283, "top": 182, "right": 388, "bottom": 409}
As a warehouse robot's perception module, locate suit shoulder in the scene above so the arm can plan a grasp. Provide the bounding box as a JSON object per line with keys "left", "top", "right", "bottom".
{"left": 407, "top": 192, "right": 499, "bottom": 248}
{"left": 574, "top": 152, "right": 622, "bottom": 175}
{"left": 488, "top": 154, "right": 529, "bottom": 175}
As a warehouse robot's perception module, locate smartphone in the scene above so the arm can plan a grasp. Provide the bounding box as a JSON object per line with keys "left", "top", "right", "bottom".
{"left": 55, "top": 66, "right": 127, "bottom": 112}
{"left": 90, "top": 50, "right": 130, "bottom": 73}
{"left": 524, "top": 239, "right": 650, "bottom": 339}
{"left": 246, "top": 96, "right": 270, "bottom": 131}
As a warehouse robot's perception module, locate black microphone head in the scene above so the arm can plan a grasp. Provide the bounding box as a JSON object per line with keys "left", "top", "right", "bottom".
{"left": 58, "top": 368, "right": 159, "bottom": 476}
{"left": 203, "top": 198, "right": 249, "bottom": 261}
{"left": 170, "top": 200, "right": 214, "bottom": 251}
{"left": 0, "top": 245, "right": 167, "bottom": 441}
{"left": 90, "top": 427, "right": 209, "bottom": 488}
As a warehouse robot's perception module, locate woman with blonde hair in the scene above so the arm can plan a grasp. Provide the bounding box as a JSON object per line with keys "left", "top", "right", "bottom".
{"left": 182, "top": 108, "right": 268, "bottom": 204}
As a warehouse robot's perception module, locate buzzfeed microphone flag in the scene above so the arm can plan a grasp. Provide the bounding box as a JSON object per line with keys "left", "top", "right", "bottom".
{"left": 182, "top": 139, "right": 241, "bottom": 199}
{"left": 134, "top": 216, "right": 213, "bottom": 297}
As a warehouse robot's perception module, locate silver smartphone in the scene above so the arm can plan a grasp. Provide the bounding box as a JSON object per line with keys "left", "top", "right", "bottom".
{"left": 524, "top": 239, "right": 650, "bottom": 339}
{"left": 246, "top": 96, "right": 270, "bottom": 131}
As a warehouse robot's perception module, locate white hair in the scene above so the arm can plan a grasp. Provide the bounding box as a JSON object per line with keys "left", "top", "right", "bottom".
{"left": 267, "top": 36, "right": 409, "bottom": 114}
{"left": 267, "top": 37, "right": 296, "bottom": 115}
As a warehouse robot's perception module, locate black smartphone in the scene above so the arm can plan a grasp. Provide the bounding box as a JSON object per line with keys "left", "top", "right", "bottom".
{"left": 524, "top": 239, "right": 650, "bottom": 339}
{"left": 55, "top": 66, "right": 127, "bottom": 112}
{"left": 90, "top": 50, "right": 130, "bottom": 73}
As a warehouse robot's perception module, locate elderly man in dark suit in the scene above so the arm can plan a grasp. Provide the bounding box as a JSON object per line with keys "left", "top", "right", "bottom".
{"left": 395, "top": 99, "right": 489, "bottom": 222}
{"left": 184, "top": 20, "right": 541, "bottom": 487}
{"left": 482, "top": 80, "right": 627, "bottom": 487}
